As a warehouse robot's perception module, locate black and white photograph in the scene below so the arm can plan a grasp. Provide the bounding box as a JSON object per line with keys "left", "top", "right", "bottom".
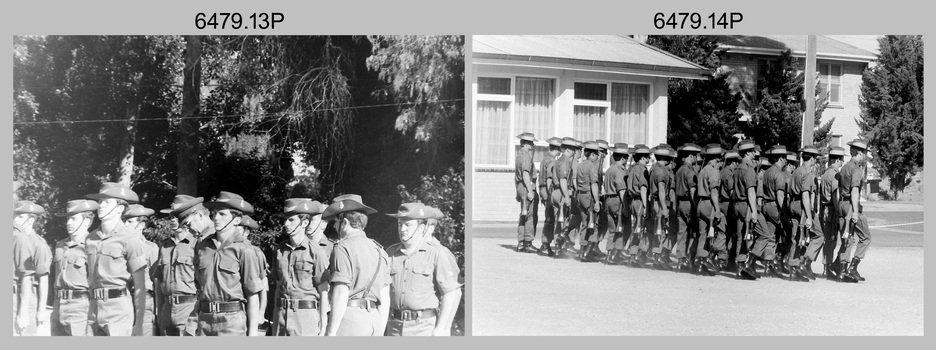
{"left": 469, "top": 35, "right": 923, "bottom": 335}
{"left": 13, "top": 35, "right": 465, "bottom": 336}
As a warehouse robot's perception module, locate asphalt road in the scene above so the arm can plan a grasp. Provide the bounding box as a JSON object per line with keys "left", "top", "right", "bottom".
{"left": 470, "top": 210, "right": 924, "bottom": 335}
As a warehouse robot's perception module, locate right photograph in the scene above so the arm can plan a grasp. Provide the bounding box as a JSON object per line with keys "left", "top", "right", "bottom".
{"left": 468, "top": 35, "right": 924, "bottom": 335}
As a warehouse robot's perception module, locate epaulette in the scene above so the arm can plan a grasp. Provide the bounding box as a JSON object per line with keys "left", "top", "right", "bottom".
{"left": 370, "top": 239, "right": 384, "bottom": 250}
{"left": 426, "top": 239, "right": 442, "bottom": 248}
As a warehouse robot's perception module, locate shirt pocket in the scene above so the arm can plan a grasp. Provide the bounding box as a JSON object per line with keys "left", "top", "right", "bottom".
{"left": 409, "top": 264, "right": 434, "bottom": 293}
{"left": 98, "top": 246, "right": 126, "bottom": 277}
{"left": 64, "top": 254, "right": 88, "bottom": 287}
{"left": 173, "top": 253, "right": 195, "bottom": 285}
{"left": 295, "top": 260, "right": 317, "bottom": 290}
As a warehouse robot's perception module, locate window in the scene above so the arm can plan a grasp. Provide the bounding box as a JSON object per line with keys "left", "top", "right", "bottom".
{"left": 818, "top": 63, "right": 843, "bottom": 106}
{"left": 574, "top": 82, "right": 607, "bottom": 101}
{"left": 830, "top": 134, "right": 842, "bottom": 147}
{"left": 475, "top": 76, "right": 556, "bottom": 166}
{"left": 572, "top": 81, "right": 649, "bottom": 145}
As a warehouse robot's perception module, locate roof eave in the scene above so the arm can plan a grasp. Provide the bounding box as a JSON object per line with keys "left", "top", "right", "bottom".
{"left": 472, "top": 53, "right": 713, "bottom": 80}
{"left": 719, "top": 45, "right": 876, "bottom": 63}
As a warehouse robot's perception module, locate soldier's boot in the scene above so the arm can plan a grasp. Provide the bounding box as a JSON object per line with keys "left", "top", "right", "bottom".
{"left": 538, "top": 243, "right": 554, "bottom": 257}
{"left": 631, "top": 252, "right": 647, "bottom": 268}
{"left": 676, "top": 258, "right": 692, "bottom": 273}
{"left": 802, "top": 259, "right": 817, "bottom": 280}
{"left": 612, "top": 250, "right": 628, "bottom": 265}
{"left": 515, "top": 241, "right": 525, "bottom": 253}
{"left": 695, "top": 258, "right": 716, "bottom": 276}
{"left": 602, "top": 249, "right": 618, "bottom": 265}
{"left": 846, "top": 257, "right": 865, "bottom": 282}
{"left": 581, "top": 243, "right": 602, "bottom": 262}
{"left": 659, "top": 249, "right": 674, "bottom": 265}
{"left": 652, "top": 253, "right": 672, "bottom": 271}
{"left": 778, "top": 256, "right": 791, "bottom": 275}
{"left": 737, "top": 261, "right": 759, "bottom": 280}
{"left": 824, "top": 262, "right": 839, "bottom": 280}
{"left": 837, "top": 260, "right": 858, "bottom": 283}
{"left": 764, "top": 260, "right": 784, "bottom": 278}
{"left": 523, "top": 241, "right": 540, "bottom": 254}
{"left": 788, "top": 266, "right": 810, "bottom": 282}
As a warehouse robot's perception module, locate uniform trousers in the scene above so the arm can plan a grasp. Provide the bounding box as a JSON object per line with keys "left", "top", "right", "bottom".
{"left": 731, "top": 201, "right": 756, "bottom": 263}
{"left": 541, "top": 189, "right": 557, "bottom": 248}
{"left": 385, "top": 315, "right": 435, "bottom": 336}
{"left": 750, "top": 201, "right": 779, "bottom": 262}
{"left": 516, "top": 183, "right": 536, "bottom": 243}
{"left": 336, "top": 306, "right": 383, "bottom": 336}
{"left": 836, "top": 202, "right": 872, "bottom": 261}
{"left": 51, "top": 294, "right": 89, "bottom": 336}
{"left": 89, "top": 293, "right": 134, "bottom": 336}
{"left": 273, "top": 305, "right": 322, "bottom": 336}
{"left": 673, "top": 199, "right": 694, "bottom": 260}
{"left": 157, "top": 296, "right": 198, "bottom": 336}
{"left": 789, "top": 202, "right": 825, "bottom": 266}
{"left": 198, "top": 309, "right": 247, "bottom": 336}
{"left": 603, "top": 197, "right": 630, "bottom": 250}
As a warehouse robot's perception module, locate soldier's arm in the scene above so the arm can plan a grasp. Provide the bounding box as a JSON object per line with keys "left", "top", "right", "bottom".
{"left": 326, "top": 283, "right": 349, "bottom": 336}
{"left": 657, "top": 182, "right": 667, "bottom": 215}
{"left": 435, "top": 288, "right": 461, "bottom": 336}
{"left": 36, "top": 274, "right": 49, "bottom": 326}
{"left": 246, "top": 292, "right": 260, "bottom": 336}
{"left": 802, "top": 188, "right": 812, "bottom": 223}
{"left": 377, "top": 284, "right": 391, "bottom": 335}
{"left": 523, "top": 170, "right": 534, "bottom": 198}
{"left": 131, "top": 269, "right": 147, "bottom": 335}
{"left": 747, "top": 186, "right": 757, "bottom": 220}
{"left": 16, "top": 275, "right": 33, "bottom": 334}
{"left": 317, "top": 282, "right": 330, "bottom": 336}
{"left": 591, "top": 181, "right": 600, "bottom": 211}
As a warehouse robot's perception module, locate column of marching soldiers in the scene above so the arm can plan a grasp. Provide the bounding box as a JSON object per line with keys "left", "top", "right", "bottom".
{"left": 513, "top": 133, "right": 873, "bottom": 283}
{"left": 12, "top": 182, "right": 462, "bottom": 336}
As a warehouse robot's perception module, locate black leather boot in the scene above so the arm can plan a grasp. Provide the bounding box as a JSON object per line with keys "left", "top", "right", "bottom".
{"left": 802, "top": 259, "right": 817, "bottom": 280}
{"left": 677, "top": 258, "right": 692, "bottom": 273}
{"left": 631, "top": 252, "right": 648, "bottom": 268}
{"left": 737, "top": 261, "right": 758, "bottom": 280}
{"left": 837, "top": 260, "right": 858, "bottom": 283}
{"left": 516, "top": 242, "right": 525, "bottom": 252}
{"left": 846, "top": 257, "right": 866, "bottom": 282}
{"left": 538, "top": 243, "right": 554, "bottom": 257}
{"left": 764, "top": 260, "right": 784, "bottom": 278}
{"left": 788, "top": 266, "right": 810, "bottom": 282}
{"left": 523, "top": 241, "right": 539, "bottom": 253}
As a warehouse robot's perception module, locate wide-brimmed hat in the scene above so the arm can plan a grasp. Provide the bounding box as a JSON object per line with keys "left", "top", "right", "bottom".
{"left": 611, "top": 143, "right": 629, "bottom": 155}
{"left": 546, "top": 137, "right": 562, "bottom": 147}
{"left": 786, "top": 152, "right": 799, "bottom": 163}
{"left": 760, "top": 158, "right": 771, "bottom": 166}
{"left": 738, "top": 139, "right": 756, "bottom": 151}
{"left": 679, "top": 143, "right": 702, "bottom": 153}
{"left": 86, "top": 182, "right": 139, "bottom": 204}
{"left": 561, "top": 137, "right": 580, "bottom": 148}
{"left": 204, "top": 191, "right": 255, "bottom": 215}
{"left": 160, "top": 195, "right": 205, "bottom": 218}
{"left": 282, "top": 198, "right": 324, "bottom": 216}
{"left": 653, "top": 145, "right": 673, "bottom": 157}
{"left": 724, "top": 149, "right": 740, "bottom": 159}
{"left": 828, "top": 146, "right": 847, "bottom": 157}
{"left": 767, "top": 145, "right": 788, "bottom": 156}
{"left": 322, "top": 194, "right": 378, "bottom": 220}
{"left": 582, "top": 141, "right": 601, "bottom": 152}
{"left": 846, "top": 138, "right": 869, "bottom": 151}
{"left": 239, "top": 215, "right": 260, "bottom": 230}
{"left": 386, "top": 202, "right": 433, "bottom": 220}
{"left": 123, "top": 204, "right": 155, "bottom": 218}
{"left": 703, "top": 144, "right": 724, "bottom": 156}
{"left": 14, "top": 201, "right": 45, "bottom": 216}
{"left": 632, "top": 144, "right": 650, "bottom": 155}
{"left": 800, "top": 145, "right": 820, "bottom": 156}
{"left": 595, "top": 139, "right": 610, "bottom": 150}
{"left": 516, "top": 132, "right": 537, "bottom": 142}
{"left": 55, "top": 199, "right": 100, "bottom": 217}
{"left": 427, "top": 207, "right": 445, "bottom": 220}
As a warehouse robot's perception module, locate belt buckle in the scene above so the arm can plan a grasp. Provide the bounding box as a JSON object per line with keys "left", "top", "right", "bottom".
{"left": 170, "top": 295, "right": 179, "bottom": 304}
{"left": 209, "top": 302, "right": 218, "bottom": 313}
{"left": 64, "top": 290, "right": 73, "bottom": 299}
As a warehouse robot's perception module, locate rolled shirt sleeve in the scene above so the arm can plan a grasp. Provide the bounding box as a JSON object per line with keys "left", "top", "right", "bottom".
{"left": 328, "top": 245, "right": 353, "bottom": 286}
{"left": 240, "top": 245, "right": 264, "bottom": 296}
{"left": 434, "top": 252, "right": 462, "bottom": 295}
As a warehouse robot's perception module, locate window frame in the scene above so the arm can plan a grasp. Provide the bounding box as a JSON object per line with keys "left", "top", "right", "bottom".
{"left": 474, "top": 74, "right": 558, "bottom": 169}
{"left": 572, "top": 79, "right": 652, "bottom": 145}
{"left": 818, "top": 62, "right": 844, "bottom": 107}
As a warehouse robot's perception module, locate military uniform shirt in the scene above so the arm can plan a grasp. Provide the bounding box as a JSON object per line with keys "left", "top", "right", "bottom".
{"left": 540, "top": 156, "right": 556, "bottom": 189}
{"left": 273, "top": 238, "right": 329, "bottom": 300}
{"left": 649, "top": 164, "right": 669, "bottom": 201}
{"left": 603, "top": 164, "right": 628, "bottom": 196}
{"left": 329, "top": 233, "right": 390, "bottom": 303}
{"left": 85, "top": 227, "right": 148, "bottom": 290}
{"left": 13, "top": 227, "right": 35, "bottom": 283}
{"left": 155, "top": 232, "right": 198, "bottom": 296}
{"left": 554, "top": 154, "right": 574, "bottom": 188}
{"left": 53, "top": 238, "right": 90, "bottom": 291}
{"left": 732, "top": 159, "right": 757, "bottom": 201}
{"left": 386, "top": 240, "right": 461, "bottom": 311}
{"left": 194, "top": 233, "right": 264, "bottom": 302}
{"left": 820, "top": 167, "right": 839, "bottom": 205}
{"left": 515, "top": 148, "right": 534, "bottom": 185}
{"left": 27, "top": 233, "right": 52, "bottom": 277}
{"left": 698, "top": 164, "right": 720, "bottom": 198}
{"left": 719, "top": 163, "right": 736, "bottom": 200}
{"left": 575, "top": 159, "right": 600, "bottom": 193}
{"left": 626, "top": 163, "right": 649, "bottom": 198}
{"left": 762, "top": 164, "right": 785, "bottom": 202}
{"left": 837, "top": 159, "right": 864, "bottom": 196}
{"left": 141, "top": 237, "right": 159, "bottom": 292}
{"left": 675, "top": 165, "right": 697, "bottom": 198}
{"left": 791, "top": 166, "right": 814, "bottom": 199}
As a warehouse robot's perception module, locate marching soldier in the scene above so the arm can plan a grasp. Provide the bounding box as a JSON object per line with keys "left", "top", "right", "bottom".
{"left": 602, "top": 143, "right": 629, "bottom": 265}
{"left": 819, "top": 147, "right": 846, "bottom": 279}
{"left": 13, "top": 200, "right": 52, "bottom": 336}
{"left": 777, "top": 152, "right": 799, "bottom": 274}
{"left": 50, "top": 200, "right": 98, "bottom": 336}
{"left": 594, "top": 139, "right": 610, "bottom": 258}
{"left": 834, "top": 139, "right": 873, "bottom": 283}
{"left": 238, "top": 216, "right": 270, "bottom": 335}
{"left": 717, "top": 149, "right": 739, "bottom": 270}
{"left": 693, "top": 144, "right": 724, "bottom": 276}
{"left": 84, "top": 182, "right": 149, "bottom": 336}
{"left": 673, "top": 143, "right": 702, "bottom": 272}
{"left": 271, "top": 198, "right": 330, "bottom": 336}
{"left": 624, "top": 145, "right": 650, "bottom": 267}
{"left": 538, "top": 137, "right": 562, "bottom": 256}
{"left": 647, "top": 145, "right": 674, "bottom": 270}
{"left": 752, "top": 146, "right": 787, "bottom": 278}
{"left": 576, "top": 141, "right": 603, "bottom": 262}
{"left": 787, "top": 146, "right": 822, "bottom": 281}
{"left": 385, "top": 203, "right": 462, "bottom": 336}
{"left": 197, "top": 191, "right": 264, "bottom": 336}
{"left": 323, "top": 194, "right": 390, "bottom": 336}
{"left": 154, "top": 195, "right": 204, "bottom": 336}
{"left": 122, "top": 205, "right": 160, "bottom": 334}
{"left": 515, "top": 132, "right": 538, "bottom": 253}
{"left": 731, "top": 140, "right": 760, "bottom": 280}
{"left": 553, "top": 138, "right": 580, "bottom": 257}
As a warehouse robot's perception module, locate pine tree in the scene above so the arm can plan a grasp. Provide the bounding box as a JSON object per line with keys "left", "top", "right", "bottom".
{"left": 859, "top": 35, "right": 924, "bottom": 199}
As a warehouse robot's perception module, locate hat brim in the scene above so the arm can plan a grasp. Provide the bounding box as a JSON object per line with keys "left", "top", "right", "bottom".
{"left": 204, "top": 201, "right": 254, "bottom": 216}
{"left": 322, "top": 203, "right": 378, "bottom": 221}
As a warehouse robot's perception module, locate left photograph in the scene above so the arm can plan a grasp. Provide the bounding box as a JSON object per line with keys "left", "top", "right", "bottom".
{"left": 12, "top": 35, "right": 465, "bottom": 336}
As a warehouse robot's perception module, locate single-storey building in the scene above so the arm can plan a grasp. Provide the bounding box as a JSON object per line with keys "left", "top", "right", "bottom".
{"left": 470, "top": 35, "right": 711, "bottom": 223}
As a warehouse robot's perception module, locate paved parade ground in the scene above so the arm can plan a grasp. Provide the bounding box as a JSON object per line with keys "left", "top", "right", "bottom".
{"left": 470, "top": 204, "right": 924, "bottom": 336}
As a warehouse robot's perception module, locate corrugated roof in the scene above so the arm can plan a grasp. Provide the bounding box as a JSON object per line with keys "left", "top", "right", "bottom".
{"left": 716, "top": 35, "right": 876, "bottom": 60}
{"left": 473, "top": 35, "right": 711, "bottom": 78}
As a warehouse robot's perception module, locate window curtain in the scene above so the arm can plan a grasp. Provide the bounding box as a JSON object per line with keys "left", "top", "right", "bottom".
{"left": 514, "top": 77, "right": 555, "bottom": 140}
{"left": 573, "top": 106, "right": 606, "bottom": 142}
{"left": 610, "top": 83, "right": 649, "bottom": 145}
{"left": 475, "top": 101, "right": 510, "bottom": 164}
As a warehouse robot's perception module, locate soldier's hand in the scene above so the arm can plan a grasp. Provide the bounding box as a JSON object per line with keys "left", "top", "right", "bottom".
{"left": 15, "top": 312, "right": 28, "bottom": 334}
{"left": 850, "top": 214, "right": 859, "bottom": 224}
{"left": 36, "top": 306, "right": 49, "bottom": 326}
{"left": 432, "top": 327, "right": 451, "bottom": 336}
{"left": 594, "top": 202, "right": 601, "bottom": 212}
{"left": 527, "top": 191, "right": 535, "bottom": 201}
{"left": 563, "top": 197, "right": 571, "bottom": 206}
{"left": 804, "top": 217, "right": 812, "bottom": 229}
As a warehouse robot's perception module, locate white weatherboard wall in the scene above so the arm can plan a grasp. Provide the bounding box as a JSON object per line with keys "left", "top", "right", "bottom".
{"left": 471, "top": 63, "right": 670, "bottom": 223}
